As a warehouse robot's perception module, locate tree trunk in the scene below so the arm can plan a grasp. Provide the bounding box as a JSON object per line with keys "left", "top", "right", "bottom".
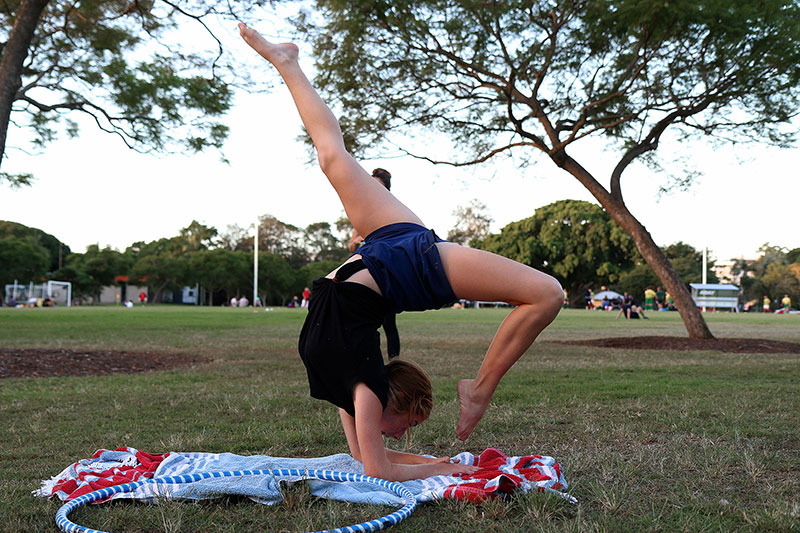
{"left": 205, "top": 286, "right": 215, "bottom": 306}
{"left": 0, "top": 0, "right": 50, "bottom": 169}
{"left": 555, "top": 152, "right": 714, "bottom": 339}
{"left": 606, "top": 203, "right": 713, "bottom": 339}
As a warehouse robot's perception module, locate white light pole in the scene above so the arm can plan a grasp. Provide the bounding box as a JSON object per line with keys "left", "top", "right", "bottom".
{"left": 253, "top": 220, "right": 259, "bottom": 307}
{"left": 702, "top": 247, "right": 708, "bottom": 285}
{"left": 701, "top": 246, "right": 708, "bottom": 312}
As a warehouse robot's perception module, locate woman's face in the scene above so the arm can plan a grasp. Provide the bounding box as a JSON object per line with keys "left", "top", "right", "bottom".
{"left": 380, "top": 408, "right": 424, "bottom": 440}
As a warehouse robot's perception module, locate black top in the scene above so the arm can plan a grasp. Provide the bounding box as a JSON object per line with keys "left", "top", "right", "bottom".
{"left": 298, "top": 261, "right": 391, "bottom": 416}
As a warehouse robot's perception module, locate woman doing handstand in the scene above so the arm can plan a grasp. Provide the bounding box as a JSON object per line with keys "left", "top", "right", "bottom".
{"left": 239, "top": 24, "right": 563, "bottom": 482}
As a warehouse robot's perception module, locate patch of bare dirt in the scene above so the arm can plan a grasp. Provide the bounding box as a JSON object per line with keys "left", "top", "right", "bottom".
{"left": 0, "top": 348, "right": 209, "bottom": 378}
{"left": 551, "top": 336, "right": 800, "bottom": 353}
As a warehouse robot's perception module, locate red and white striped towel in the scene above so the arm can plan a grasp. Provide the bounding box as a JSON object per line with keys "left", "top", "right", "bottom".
{"left": 35, "top": 446, "right": 575, "bottom": 505}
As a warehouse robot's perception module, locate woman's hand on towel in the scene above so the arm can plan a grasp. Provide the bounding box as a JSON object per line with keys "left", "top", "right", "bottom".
{"left": 438, "top": 461, "right": 480, "bottom": 476}
{"left": 413, "top": 456, "right": 479, "bottom": 476}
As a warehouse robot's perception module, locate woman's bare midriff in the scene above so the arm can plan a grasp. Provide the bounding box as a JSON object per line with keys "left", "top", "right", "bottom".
{"left": 326, "top": 254, "right": 383, "bottom": 295}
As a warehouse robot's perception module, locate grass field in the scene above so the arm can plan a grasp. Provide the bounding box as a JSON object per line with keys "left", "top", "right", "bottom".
{"left": 1, "top": 306, "right": 798, "bottom": 532}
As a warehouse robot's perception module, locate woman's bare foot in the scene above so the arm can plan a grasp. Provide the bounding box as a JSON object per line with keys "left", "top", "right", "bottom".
{"left": 238, "top": 23, "right": 298, "bottom": 66}
{"left": 455, "top": 379, "right": 491, "bottom": 441}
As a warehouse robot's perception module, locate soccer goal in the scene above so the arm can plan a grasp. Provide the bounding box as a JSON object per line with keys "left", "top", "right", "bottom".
{"left": 4, "top": 280, "right": 71, "bottom": 306}
{"left": 46, "top": 281, "right": 72, "bottom": 306}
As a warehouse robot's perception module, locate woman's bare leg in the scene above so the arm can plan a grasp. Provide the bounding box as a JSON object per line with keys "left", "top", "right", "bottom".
{"left": 238, "top": 24, "right": 421, "bottom": 236}
{"left": 436, "top": 243, "right": 564, "bottom": 441}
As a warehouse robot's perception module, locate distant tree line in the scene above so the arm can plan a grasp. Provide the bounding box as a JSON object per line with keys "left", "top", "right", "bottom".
{"left": 468, "top": 200, "right": 800, "bottom": 309}
{"left": 2, "top": 200, "right": 799, "bottom": 308}
{"left": 0, "top": 217, "right": 351, "bottom": 306}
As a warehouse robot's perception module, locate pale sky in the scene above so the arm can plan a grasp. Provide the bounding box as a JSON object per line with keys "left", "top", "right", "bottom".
{"left": 2, "top": 17, "right": 798, "bottom": 263}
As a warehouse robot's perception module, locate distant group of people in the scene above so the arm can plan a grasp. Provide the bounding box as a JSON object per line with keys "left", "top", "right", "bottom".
{"left": 583, "top": 285, "right": 674, "bottom": 319}
{"left": 228, "top": 288, "right": 313, "bottom": 308}
{"left": 230, "top": 295, "right": 251, "bottom": 307}
{"left": 762, "top": 294, "right": 793, "bottom": 313}
{"left": 644, "top": 286, "right": 673, "bottom": 311}
{"left": 1, "top": 295, "right": 57, "bottom": 307}
{"left": 286, "top": 287, "right": 312, "bottom": 308}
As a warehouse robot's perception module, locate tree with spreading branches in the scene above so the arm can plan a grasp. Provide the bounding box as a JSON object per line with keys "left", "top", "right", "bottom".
{"left": 0, "top": 0, "right": 274, "bottom": 187}
{"left": 293, "top": 0, "right": 800, "bottom": 338}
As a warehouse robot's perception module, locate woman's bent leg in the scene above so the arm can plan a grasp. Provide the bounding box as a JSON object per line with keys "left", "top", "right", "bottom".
{"left": 238, "top": 24, "right": 421, "bottom": 236}
{"left": 437, "top": 243, "right": 564, "bottom": 441}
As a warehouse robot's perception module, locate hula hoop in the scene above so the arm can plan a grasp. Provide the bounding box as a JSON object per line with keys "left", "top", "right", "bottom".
{"left": 55, "top": 468, "right": 416, "bottom": 533}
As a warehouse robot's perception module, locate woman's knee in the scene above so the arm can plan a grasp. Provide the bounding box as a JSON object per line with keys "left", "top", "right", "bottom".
{"left": 522, "top": 273, "right": 563, "bottom": 315}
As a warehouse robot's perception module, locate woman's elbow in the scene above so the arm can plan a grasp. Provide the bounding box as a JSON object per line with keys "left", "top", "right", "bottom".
{"left": 362, "top": 462, "right": 396, "bottom": 481}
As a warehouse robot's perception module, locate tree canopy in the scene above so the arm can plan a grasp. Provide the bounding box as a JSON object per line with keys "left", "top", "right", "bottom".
{"left": 0, "top": 235, "right": 49, "bottom": 287}
{"left": 4, "top": 214, "right": 798, "bottom": 309}
{"left": 53, "top": 244, "right": 132, "bottom": 303}
{"left": 0, "top": 0, "right": 276, "bottom": 187}
{"left": 447, "top": 199, "right": 494, "bottom": 246}
{"left": 478, "top": 199, "right": 639, "bottom": 297}
{"left": 293, "top": 0, "right": 800, "bottom": 338}
{"left": 740, "top": 244, "right": 800, "bottom": 306}
{"left": 0, "top": 220, "right": 69, "bottom": 270}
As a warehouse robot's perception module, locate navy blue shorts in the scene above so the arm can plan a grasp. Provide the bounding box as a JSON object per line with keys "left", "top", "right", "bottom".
{"left": 357, "top": 222, "right": 457, "bottom": 313}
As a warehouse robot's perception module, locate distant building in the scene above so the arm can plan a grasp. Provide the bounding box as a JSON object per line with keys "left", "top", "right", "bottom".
{"left": 690, "top": 283, "right": 740, "bottom": 311}
{"left": 96, "top": 282, "right": 199, "bottom": 305}
{"left": 712, "top": 258, "right": 756, "bottom": 285}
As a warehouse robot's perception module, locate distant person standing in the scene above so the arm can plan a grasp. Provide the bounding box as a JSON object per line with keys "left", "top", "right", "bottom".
{"left": 781, "top": 294, "right": 791, "bottom": 312}
{"left": 656, "top": 286, "right": 665, "bottom": 309}
{"left": 301, "top": 287, "right": 311, "bottom": 308}
{"left": 762, "top": 295, "right": 771, "bottom": 313}
{"left": 644, "top": 287, "right": 656, "bottom": 311}
{"left": 585, "top": 288, "right": 594, "bottom": 310}
{"left": 139, "top": 291, "right": 147, "bottom": 305}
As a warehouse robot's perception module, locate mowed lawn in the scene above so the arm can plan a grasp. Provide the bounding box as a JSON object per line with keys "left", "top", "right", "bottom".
{"left": 1, "top": 306, "right": 798, "bottom": 532}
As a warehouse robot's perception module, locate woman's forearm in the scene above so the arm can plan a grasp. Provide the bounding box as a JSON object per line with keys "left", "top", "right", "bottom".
{"left": 384, "top": 460, "right": 477, "bottom": 482}
{"left": 384, "top": 448, "right": 444, "bottom": 465}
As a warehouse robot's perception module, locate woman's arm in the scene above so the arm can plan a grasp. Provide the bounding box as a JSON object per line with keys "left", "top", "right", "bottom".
{"left": 349, "top": 229, "right": 363, "bottom": 253}
{"left": 384, "top": 448, "right": 451, "bottom": 465}
{"left": 348, "top": 384, "right": 478, "bottom": 481}
{"left": 341, "top": 409, "right": 449, "bottom": 465}
{"left": 339, "top": 408, "right": 363, "bottom": 461}
{"left": 382, "top": 313, "right": 400, "bottom": 358}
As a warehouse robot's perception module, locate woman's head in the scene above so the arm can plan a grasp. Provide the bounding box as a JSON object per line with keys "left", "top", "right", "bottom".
{"left": 382, "top": 359, "right": 432, "bottom": 443}
{"left": 371, "top": 168, "right": 392, "bottom": 190}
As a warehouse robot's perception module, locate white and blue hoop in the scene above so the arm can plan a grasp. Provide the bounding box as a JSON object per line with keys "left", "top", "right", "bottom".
{"left": 55, "top": 468, "right": 417, "bottom": 533}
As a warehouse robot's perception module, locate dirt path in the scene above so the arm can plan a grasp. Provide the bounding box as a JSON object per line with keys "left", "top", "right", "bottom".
{"left": 551, "top": 336, "right": 800, "bottom": 353}
{"left": 0, "top": 348, "right": 209, "bottom": 378}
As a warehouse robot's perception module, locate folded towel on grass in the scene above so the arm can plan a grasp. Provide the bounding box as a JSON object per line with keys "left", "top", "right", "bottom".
{"left": 35, "top": 446, "right": 576, "bottom": 506}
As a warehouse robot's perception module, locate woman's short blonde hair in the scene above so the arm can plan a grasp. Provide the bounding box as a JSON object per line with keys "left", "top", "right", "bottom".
{"left": 385, "top": 359, "right": 433, "bottom": 448}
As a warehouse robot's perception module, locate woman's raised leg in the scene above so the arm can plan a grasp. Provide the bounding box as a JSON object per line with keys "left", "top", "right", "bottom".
{"left": 436, "top": 243, "right": 564, "bottom": 441}
{"left": 238, "top": 24, "right": 421, "bottom": 237}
